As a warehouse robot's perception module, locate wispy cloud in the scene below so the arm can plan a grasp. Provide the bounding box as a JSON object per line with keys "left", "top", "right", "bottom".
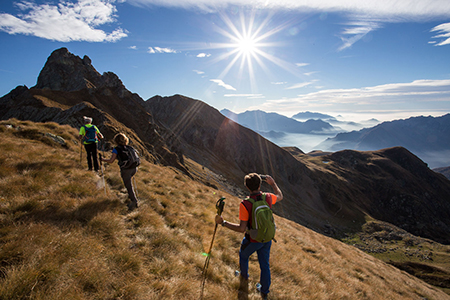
{"left": 148, "top": 47, "right": 178, "bottom": 54}
{"left": 0, "top": 0, "right": 127, "bottom": 42}
{"left": 197, "top": 53, "right": 211, "bottom": 58}
{"left": 295, "top": 63, "right": 309, "bottom": 67}
{"left": 128, "top": 0, "right": 450, "bottom": 18}
{"left": 286, "top": 80, "right": 318, "bottom": 90}
{"left": 337, "top": 18, "right": 382, "bottom": 51}
{"left": 431, "top": 22, "right": 450, "bottom": 46}
{"left": 224, "top": 94, "right": 264, "bottom": 98}
{"left": 129, "top": 0, "right": 450, "bottom": 50}
{"left": 210, "top": 79, "right": 236, "bottom": 91}
{"left": 193, "top": 70, "right": 205, "bottom": 75}
{"left": 129, "top": 46, "right": 137, "bottom": 50}
{"left": 256, "top": 79, "right": 450, "bottom": 113}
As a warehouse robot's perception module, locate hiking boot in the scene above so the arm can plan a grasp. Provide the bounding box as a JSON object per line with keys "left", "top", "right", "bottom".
{"left": 256, "top": 283, "right": 268, "bottom": 299}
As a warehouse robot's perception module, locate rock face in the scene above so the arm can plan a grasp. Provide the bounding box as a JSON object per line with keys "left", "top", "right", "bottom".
{"left": 35, "top": 48, "right": 101, "bottom": 91}
{"left": 35, "top": 47, "right": 126, "bottom": 93}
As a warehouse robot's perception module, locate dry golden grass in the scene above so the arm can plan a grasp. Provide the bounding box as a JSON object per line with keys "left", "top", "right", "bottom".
{"left": 0, "top": 119, "right": 448, "bottom": 300}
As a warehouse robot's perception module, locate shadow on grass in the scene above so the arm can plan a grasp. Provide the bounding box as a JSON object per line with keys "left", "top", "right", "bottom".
{"left": 389, "top": 261, "right": 450, "bottom": 290}
{"left": 12, "top": 198, "right": 124, "bottom": 227}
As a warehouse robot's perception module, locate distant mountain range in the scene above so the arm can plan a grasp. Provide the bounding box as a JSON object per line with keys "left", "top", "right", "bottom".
{"left": 220, "top": 109, "right": 338, "bottom": 134}
{"left": 317, "top": 114, "right": 450, "bottom": 169}
{"left": 221, "top": 108, "right": 450, "bottom": 169}
{"left": 292, "top": 111, "right": 336, "bottom": 120}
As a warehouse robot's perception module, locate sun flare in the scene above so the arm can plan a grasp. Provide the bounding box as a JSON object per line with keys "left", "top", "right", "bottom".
{"left": 209, "top": 12, "right": 295, "bottom": 84}
{"left": 236, "top": 36, "right": 258, "bottom": 56}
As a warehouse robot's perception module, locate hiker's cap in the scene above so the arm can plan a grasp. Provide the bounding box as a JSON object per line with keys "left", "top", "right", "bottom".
{"left": 83, "top": 116, "right": 93, "bottom": 123}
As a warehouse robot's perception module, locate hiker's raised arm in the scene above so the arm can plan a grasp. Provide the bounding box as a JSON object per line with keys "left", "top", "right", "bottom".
{"left": 266, "top": 175, "right": 283, "bottom": 202}
{"left": 215, "top": 215, "right": 247, "bottom": 233}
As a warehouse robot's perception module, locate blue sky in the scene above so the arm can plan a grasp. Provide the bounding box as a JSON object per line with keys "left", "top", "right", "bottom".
{"left": 1, "top": 0, "right": 450, "bottom": 122}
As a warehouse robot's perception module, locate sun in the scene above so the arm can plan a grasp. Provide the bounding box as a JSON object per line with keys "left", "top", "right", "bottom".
{"left": 208, "top": 11, "right": 294, "bottom": 86}
{"left": 236, "top": 36, "right": 258, "bottom": 56}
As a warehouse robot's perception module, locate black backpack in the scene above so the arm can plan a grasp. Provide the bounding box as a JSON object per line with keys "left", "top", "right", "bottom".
{"left": 116, "top": 145, "right": 140, "bottom": 169}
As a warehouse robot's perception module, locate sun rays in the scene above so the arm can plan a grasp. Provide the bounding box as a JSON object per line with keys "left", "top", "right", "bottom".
{"left": 208, "top": 11, "right": 295, "bottom": 92}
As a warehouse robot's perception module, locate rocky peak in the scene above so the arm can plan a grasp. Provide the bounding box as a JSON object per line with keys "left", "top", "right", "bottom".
{"left": 33, "top": 47, "right": 125, "bottom": 93}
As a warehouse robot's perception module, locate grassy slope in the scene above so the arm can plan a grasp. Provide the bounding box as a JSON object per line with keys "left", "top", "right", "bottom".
{"left": 0, "top": 119, "right": 448, "bottom": 300}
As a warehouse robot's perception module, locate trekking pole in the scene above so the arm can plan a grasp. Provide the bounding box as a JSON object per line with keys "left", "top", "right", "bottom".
{"left": 79, "top": 141, "right": 83, "bottom": 166}
{"left": 98, "top": 152, "right": 107, "bottom": 196}
{"left": 200, "top": 197, "right": 226, "bottom": 299}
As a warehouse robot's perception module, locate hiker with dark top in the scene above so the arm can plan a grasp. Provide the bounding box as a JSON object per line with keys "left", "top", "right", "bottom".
{"left": 79, "top": 116, "right": 103, "bottom": 172}
{"left": 101, "top": 133, "right": 140, "bottom": 211}
{"left": 215, "top": 173, "right": 283, "bottom": 300}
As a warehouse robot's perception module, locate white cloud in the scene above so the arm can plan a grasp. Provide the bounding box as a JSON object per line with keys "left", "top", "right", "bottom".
{"left": 295, "top": 63, "right": 309, "bottom": 67}
{"left": 286, "top": 80, "right": 318, "bottom": 90}
{"left": 128, "top": 0, "right": 450, "bottom": 18}
{"left": 193, "top": 70, "right": 205, "bottom": 74}
{"left": 197, "top": 53, "right": 211, "bottom": 58}
{"left": 224, "top": 94, "right": 264, "bottom": 98}
{"left": 210, "top": 79, "right": 236, "bottom": 91}
{"left": 129, "top": 0, "right": 450, "bottom": 50}
{"left": 148, "top": 47, "right": 178, "bottom": 54}
{"left": 431, "top": 22, "right": 450, "bottom": 46}
{"left": 337, "top": 18, "right": 382, "bottom": 51}
{"left": 129, "top": 46, "right": 137, "bottom": 50}
{"left": 0, "top": 0, "right": 127, "bottom": 42}
{"left": 271, "top": 82, "right": 287, "bottom": 85}
{"left": 256, "top": 79, "right": 450, "bottom": 113}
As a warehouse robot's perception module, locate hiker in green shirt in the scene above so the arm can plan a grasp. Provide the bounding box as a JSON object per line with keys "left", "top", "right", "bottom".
{"left": 79, "top": 116, "right": 103, "bottom": 172}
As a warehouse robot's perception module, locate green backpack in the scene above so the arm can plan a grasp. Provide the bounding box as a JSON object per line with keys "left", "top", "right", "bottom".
{"left": 246, "top": 194, "right": 276, "bottom": 243}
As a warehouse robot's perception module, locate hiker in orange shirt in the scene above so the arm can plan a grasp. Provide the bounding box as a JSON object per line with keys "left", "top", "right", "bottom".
{"left": 215, "top": 173, "right": 283, "bottom": 299}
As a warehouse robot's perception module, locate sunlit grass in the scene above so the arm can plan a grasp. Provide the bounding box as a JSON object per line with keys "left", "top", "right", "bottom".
{"left": 0, "top": 119, "right": 448, "bottom": 300}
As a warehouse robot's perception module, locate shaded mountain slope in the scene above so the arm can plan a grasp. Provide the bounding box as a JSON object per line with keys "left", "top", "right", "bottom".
{"left": 312, "top": 147, "right": 450, "bottom": 244}
{"left": 145, "top": 95, "right": 331, "bottom": 227}
{"left": 0, "top": 119, "right": 448, "bottom": 300}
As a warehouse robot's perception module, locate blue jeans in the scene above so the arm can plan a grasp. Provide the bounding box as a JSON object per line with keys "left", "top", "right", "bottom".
{"left": 239, "top": 236, "right": 272, "bottom": 295}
